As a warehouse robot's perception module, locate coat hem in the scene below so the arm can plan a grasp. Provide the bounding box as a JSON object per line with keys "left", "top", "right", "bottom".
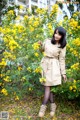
{"left": 41, "top": 82, "right": 62, "bottom": 86}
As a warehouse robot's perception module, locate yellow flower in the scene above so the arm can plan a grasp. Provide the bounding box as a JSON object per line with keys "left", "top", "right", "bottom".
{"left": 15, "top": 118, "right": 19, "bottom": 120}
{"left": 28, "top": 116, "right": 31, "bottom": 119}
{"left": 29, "top": 26, "right": 34, "bottom": 32}
{"left": 34, "top": 67, "right": 41, "bottom": 73}
{"left": 70, "top": 48, "right": 74, "bottom": 52}
{"left": 72, "top": 50, "right": 78, "bottom": 56}
{"left": 47, "top": 23, "right": 52, "bottom": 29}
{"left": 1, "top": 88, "right": 8, "bottom": 96}
{"left": 29, "top": 87, "right": 33, "bottom": 91}
{"left": 4, "top": 38, "right": 20, "bottom": 51}
{"left": 7, "top": 10, "right": 14, "bottom": 15}
{"left": 73, "top": 13, "right": 77, "bottom": 17}
{"left": 15, "top": 96, "right": 19, "bottom": 100}
{"left": 22, "top": 76, "right": 26, "bottom": 81}
{"left": 73, "top": 89, "right": 76, "bottom": 92}
{"left": 58, "top": 20, "right": 62, "bottom": 26}
{"left": 14, "top": 92, "right": 16, "bottom": 95}
{"left": 66, "top": 44, "right": 70, "bottom": 49}
{"left": 39, "top": 77, "right": 46, "bottom": 83}
{"left": 71, "top": 63, "right": 79, "bottom": 70}
{"left": 69, "top": 86, "right": 73, "bottom": 91}
{"left": 0, "top": 27, "right": 3, "bottom": 32}
{"left": 67, "top": 69, "right": 71, "bottom": 74}
{"left": 33, "top": 21, "right": 39, "bottom": 27}
{"left": 0, "top": 74, "right": 5, "bottom": 77}
{"left": 0, "top": 59, "right": 6, "bottom": 66}
{"left": 28, "top": 20, "right": 32, "bottom": 24}
{"left": 18, "top": 66, "right": 22, "bottom": 71}
{"left": 15, "top": 15, "right": 20, "bottom": 20}
{"left": 36, "top": 8, "right": 46, "bottom": 14}
{"left": 24, "top": 15, "right": 28, "bottom": 21}
{"left": 32, "top": 42, "right": 40, "bottom": 50}
{"left": 36, "top": 35, "right": 39, "bottom": 38}
{"left": 73, "top": 85, "right": 77, "bottom": 89}
{"left": 73, "top": 80, "right": 76, "bottom": 83}
{"left": 50, "top": 29, "right": 54, "bottom": 35}
{"left": 50, "top": 4, "right": 58, "bottom": 17}
{"left": 34, "top": 52, "right": 39, "bottom": 57}
{"left": 72, "top": 38, "right": 80, "bottom": 46}
{"left": 3, "top": 51, "right": 16, "bottom": 60}
{"left": 0, "top": 83, "right": 2, "bottom": 86}
{"left": 69, "top": 19, "right": 78, "bottom": 28}
{"left": 77, "top": 26, "right": 80, "bottom": 29}
{"left": 28, "top": 16, "right": 34, "bottom": 24}
{"left": 27, "top": 67, "right": 31, "bottom": 72}
{"left": 19, "top": 5, "right": 24, "bottom": 9}
{"left": 3, "top": 76, "right": 10, "bottom": 82}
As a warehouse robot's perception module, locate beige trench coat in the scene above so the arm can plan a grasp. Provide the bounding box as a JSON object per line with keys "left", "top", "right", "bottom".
{"left": 40, "top": 38, "right": 66, "bottom": 86}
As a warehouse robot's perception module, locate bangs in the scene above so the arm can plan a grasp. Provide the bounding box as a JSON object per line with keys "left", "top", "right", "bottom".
{"left": 55, "top": 27, "right": 66, "bottom": 36}
{"left": 58, "top": 30, "right": 65, "bottom": 36}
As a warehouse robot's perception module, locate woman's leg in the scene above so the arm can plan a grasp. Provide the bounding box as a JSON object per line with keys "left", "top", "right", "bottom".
{"left": 49, "top": 90, "right": 56, "bottom": 117}
{"left": 49, "top": 92, "right": 55, "bottom": 103}
{"left": 38, "top": 86, "right": 50, "bottom": 117}
{"left": 42, "top": 86, "right": 50, "bottom": 105}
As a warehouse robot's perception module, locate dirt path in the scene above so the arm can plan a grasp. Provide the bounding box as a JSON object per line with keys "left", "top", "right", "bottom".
{"left": 0, "top": 95, "right": 80, "bottom": 120}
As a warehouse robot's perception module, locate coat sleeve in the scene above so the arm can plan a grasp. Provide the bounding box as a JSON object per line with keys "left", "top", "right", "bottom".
{"left": 41, "top": 39, "right": 47, "bottom": 50}
{"left": 59, "top": 46, "right": 66, "bottom": 75}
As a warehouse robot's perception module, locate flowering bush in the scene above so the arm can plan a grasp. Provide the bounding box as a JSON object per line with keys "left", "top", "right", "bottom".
{"left": 0, "top": 5, "right": 80, "bottom": 100}
{"left": 51, "top": 80, "right": 80, "bottom": 99}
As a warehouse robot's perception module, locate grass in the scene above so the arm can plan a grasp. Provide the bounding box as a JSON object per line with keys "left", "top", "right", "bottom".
{"left": 0, "top": 94, "right": 80, "bottom": 120}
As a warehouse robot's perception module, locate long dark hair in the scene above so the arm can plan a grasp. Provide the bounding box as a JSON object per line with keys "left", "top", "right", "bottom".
{"left": 51, "top": 27, "right": 67, "bottom": 48}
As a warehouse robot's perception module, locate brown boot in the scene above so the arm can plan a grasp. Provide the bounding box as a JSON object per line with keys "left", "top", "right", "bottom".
{"left": 38, "top": 104, "right": 47, "bottom": 117}
{"left": 50, "top": 103, "right": 56, "bottom": 117}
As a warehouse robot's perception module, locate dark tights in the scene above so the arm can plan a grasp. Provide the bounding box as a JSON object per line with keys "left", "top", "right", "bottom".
{"left": 42, "top": 86, "right": 55, "bottom": 105}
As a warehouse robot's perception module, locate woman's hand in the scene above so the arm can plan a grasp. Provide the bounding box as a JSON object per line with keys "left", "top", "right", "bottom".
{"left": 38, "top": 41, "right": 42, "bottom": 46}
{"left": 62, "top": 74, "right": 67, "bottom": 82}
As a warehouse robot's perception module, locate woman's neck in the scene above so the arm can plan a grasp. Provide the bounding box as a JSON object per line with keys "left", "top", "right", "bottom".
{"left": 56, "top": 42, "right": 59, "bottom": 45}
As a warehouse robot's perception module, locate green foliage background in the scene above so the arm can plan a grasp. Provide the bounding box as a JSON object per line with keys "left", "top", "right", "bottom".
{"left": 0, "top": 4, "right": 80, "bottom": 100}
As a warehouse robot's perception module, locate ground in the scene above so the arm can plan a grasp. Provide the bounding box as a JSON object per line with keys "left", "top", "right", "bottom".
{"left": 0, "top": 95, "right": 80, "bottom": 120}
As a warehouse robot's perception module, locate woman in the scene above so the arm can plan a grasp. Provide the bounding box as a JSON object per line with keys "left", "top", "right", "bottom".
{"left": 38, "top": 26, "right": 67, "bottom": 117}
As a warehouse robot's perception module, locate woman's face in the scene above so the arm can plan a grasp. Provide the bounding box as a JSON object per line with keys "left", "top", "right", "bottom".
{"left": 54, "top": 30, "right": 62, "bottom": 42}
